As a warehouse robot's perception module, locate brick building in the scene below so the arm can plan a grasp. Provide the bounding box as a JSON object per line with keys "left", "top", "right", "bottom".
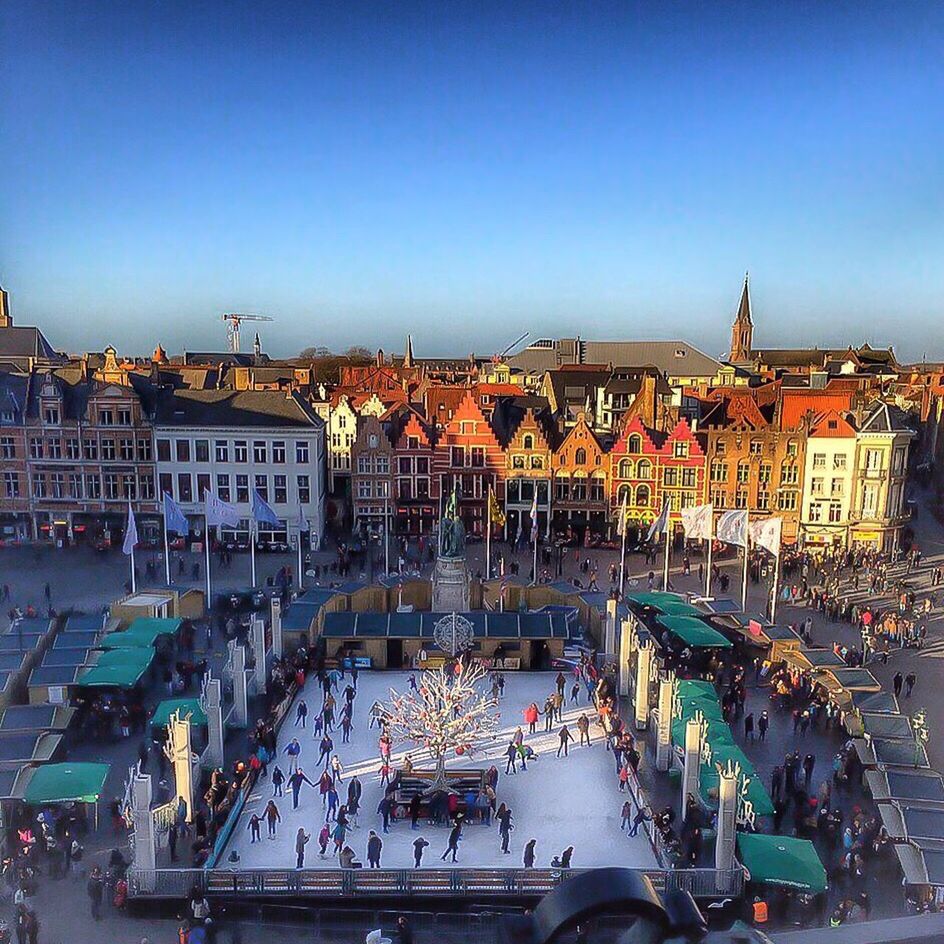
{"left": 550, "top": 412, "right": 609, "bottom": 540}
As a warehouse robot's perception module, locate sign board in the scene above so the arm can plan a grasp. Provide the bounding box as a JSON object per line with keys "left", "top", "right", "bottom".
{"left": 748, "top": 619, "right": 762, "bottom": 637}
{"left": 48, "top": 686, "right": 66, "bottom": 705}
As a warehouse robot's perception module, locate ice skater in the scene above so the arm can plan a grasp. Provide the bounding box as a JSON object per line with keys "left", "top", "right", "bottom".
{"left": 557, "top": 725, "right": 573, "bottom": 758}
{"left": 283, "top": 738, "right": 301, "bottom": 773}
{"left": 523, "top": 839, "right": 536, "bottom": 868}
{"left": 264, "top": 799, "right": 281, "bottom": 839}
{"left": 330, "top": 755, "right": 344, "bottom": 783}
{"left": 247, "top": 813, "right": 262, "bottom": 843}
{"left": 316, "top": 734, "right": 334, "bottom": 769}
{"left": 295, "top": 828, "right": 310, "bottom": 868}
{"left": 294, "top": 700, "right": 308, "bottom": 727}
{"left": 505, "top": 740, "right": 518, "bottom": 775}
{"left": 441, "top": 822, "right": 462, "bottom": 862}
{"left": 271, "top": 765, "right": 285, "bottom": 797}
{"left": 366, "top": 830, "right": 383, "bottom": 868}
{"left": 413, "top": 836, "right": 429, "bottom": 867}
{"left": 497, "top": 805, "right": 514, "bottom": 854}
{"left": 288, "top": 767, "right": 314, "bottom": 810}
{"left": 576, "top": 713, "right": 591, "bottom": 747}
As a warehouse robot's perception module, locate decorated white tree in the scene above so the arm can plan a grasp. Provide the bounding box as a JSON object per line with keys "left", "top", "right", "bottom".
{"left": 386, "top": 662, "right": 500, "bottom": 793}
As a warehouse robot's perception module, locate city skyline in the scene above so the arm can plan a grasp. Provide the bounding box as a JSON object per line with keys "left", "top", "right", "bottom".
{"left": 2, "top": 2, "right": 943, "bottom": 358}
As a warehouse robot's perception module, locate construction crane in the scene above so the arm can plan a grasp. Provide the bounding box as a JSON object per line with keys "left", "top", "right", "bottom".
{"left": 221, "top": 313, "right": 273, "bottom": 354}
{"left": 492, "top": 331, "right": 529, "bottom": 363}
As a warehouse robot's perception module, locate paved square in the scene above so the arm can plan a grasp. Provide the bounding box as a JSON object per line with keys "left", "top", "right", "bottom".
{"left": 227, "top": 669, "right": 658, "bottom": 870}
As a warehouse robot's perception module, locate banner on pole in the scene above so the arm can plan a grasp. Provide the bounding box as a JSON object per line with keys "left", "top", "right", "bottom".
{"left": 122, "top": 503, "right": 138, "bottom": 556}
{"left": 251, "top": 489, "right": 281, "bottom": 526}
{"left": 716, "top": 509, "right": 748, "bottom": 547}
{"left": 646, "top": 501, "right": 670, "bottom": 542}
{"left": 204, "top": 490, "right": 242, "bottom": 528}
{"left": 162, "top": 492, "right": 189, "bottom": 535}
{"left": 680, "top": 503, "right": 713, "bottom": 540}
{"left": 749, "top": 516, "right": 783, "bottom": 557}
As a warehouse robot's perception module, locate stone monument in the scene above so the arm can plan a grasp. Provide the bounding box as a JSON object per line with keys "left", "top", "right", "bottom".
{"left": 432, "top": 485, "right": 471, "bottom": 612}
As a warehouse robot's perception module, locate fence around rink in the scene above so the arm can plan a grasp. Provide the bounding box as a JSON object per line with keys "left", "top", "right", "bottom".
{"left": 127, "top": 865, "right": 744, "bottom": 900}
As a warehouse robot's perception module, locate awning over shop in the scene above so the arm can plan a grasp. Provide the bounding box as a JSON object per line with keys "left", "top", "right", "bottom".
{"left": 93, "top": 648, "right": 155, "bottom": 671}
{"left": 100, "top": 617, "right": 181, "bottom": 649}
{"left": 151, "top": 698, "right": 207, "bottom": 728}
{"left": 656, "top": 616, "right": 732, "bottom": 649}
{"left": 22, "top": 762, "right": 110, "bottom": 805}
{"left": 737, "top": 833, "right": 828, "bottom": 892}
{"left": 77, "top": 661, "right": 149, "bottom": 689}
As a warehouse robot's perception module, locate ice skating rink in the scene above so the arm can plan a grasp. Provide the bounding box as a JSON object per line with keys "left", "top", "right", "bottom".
{"left": 226, "top": 669, "right": 658, "bottom": 870}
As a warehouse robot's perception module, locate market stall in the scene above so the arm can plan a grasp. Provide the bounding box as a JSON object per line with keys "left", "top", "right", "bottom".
{"left": 737, "top": 833, "right": 828, "bottom": 893}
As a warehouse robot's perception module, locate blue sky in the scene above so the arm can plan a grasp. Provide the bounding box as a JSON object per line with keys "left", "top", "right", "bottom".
{"left": 1, "top": 2, "right": 942, "bottom": 360}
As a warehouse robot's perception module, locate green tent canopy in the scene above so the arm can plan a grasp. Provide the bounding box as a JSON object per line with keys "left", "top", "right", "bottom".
{"left": 100, "top": 617, "right": 181, "bottom": 650}
{"left": 77, "top": 662, "right": 149, "bottom": 689}
{"left": 627, "top": 591, "right": 689, "bottom": 608}
{"left": 94, "top": 647, "right": 155, "bottom": 671}
{"left": 657, "top": 600, "right": 705, "bottom": 617}
{"left": 151, "top": 698, "right": 208, "bottom": 728}
{"left": 656, "top": 615, "right": 732, "bottom": 648}
{"left": 676, "top": 679, "right": 717, "bottom": 700}
{"left": 737, "top": 833, "right": 828, "bottom": 892}
{"left": 23, "top": 762, "right": 110, "bottom": 805}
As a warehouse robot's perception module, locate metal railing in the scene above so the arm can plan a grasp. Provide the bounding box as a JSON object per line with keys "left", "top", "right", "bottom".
{"left": 128, "top": 865, "right": 742, "bottom": 900}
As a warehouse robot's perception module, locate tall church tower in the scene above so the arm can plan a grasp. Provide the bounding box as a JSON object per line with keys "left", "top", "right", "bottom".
{"left": 729, "top": 272, "right": 753, "bottom": 362}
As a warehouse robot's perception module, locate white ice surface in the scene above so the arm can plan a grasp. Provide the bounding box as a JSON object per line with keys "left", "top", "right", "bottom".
{"left": 227, "top": 670, "right": 658, "bottom": 870}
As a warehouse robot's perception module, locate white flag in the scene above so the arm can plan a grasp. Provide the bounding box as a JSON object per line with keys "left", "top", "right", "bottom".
{"left": 681, "top": 503, "right": 713, "bottom": 540}
{"left": 122, "top": 502, "right": 138, "bottom": 556}
{"left": 716, "top": 509, "right": 748, "bottom": 547}
{"left": 617, "top": 493, "right": 628, "bottom": 538}
{"left": 646, "top": 501, "right": 670, "bottom": 542}
{"left": 749, "top": 517, "right": 782, "bottom": 556}
{"left": 204, "top": 490, "right": 242, "bottom": 528}
{"left": 297, "top": 505, "right": 308, "bottom": 533}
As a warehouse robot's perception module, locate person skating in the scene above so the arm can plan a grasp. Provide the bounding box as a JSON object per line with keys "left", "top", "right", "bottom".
{"left": 271, "top": 764, "right": 285, "bottom": 797}
{"left": 560, "top": 846, "right": 573, "bottom": 868}
{"left": 367, "top": 830, "right": 383, "bottom": 868}
{"left": 441, "top": 822, "right": 462, "bottom": 862}
{"left": 523, "top": 838, "right": 536, "bottom": 868}
{"left": 295, "top": 700, "right": 308, "bottom": 727}
{"left": 247, "top": 813, "right": 262, "bottom": 843}
{"left": 524, "top": 702, "right": 539, "bottom": 734}
{"left": 318, "top": 822, "right": 330, "bottom": 858}
{"left": 543, "top": 696, "right": 555, "bottom": 732}
{"left": 283, "top": 738, "right": 302, "bottom": 773}
{"left": 557, "top": 724, "right": 573, "bottom": 758}
{"left": 576, "top": 713, "right": 591, "bottom": 746}
{"left": 803, "top": 753, "right": 816, "bottom": 789}
{"left": 330, "top": 754, "right": 344, "bottom": 783}
{"left": 288, "top": 767, "right": 315, "bottom": 810}
{"left": 497, "top": 805, "right": 514, "bottom": 854}
{"left": 316, "top": 734, "right": 334, "bottom": 769}
{"left": 413, "top": 836, "right": 429, "bottom": 867}
{"left": 505, "top": 740, "right": 518, "bottom": 775}
{"left": 295, "top": 827, "right": 310, "bottom": 868}
{"left": 264, "top": 799, "right": 281, "bottom": 838}
{"left": 744, "top": 713, "right": 754, "bottom": 743}
{"left": 410, "top": 793, "right": 422, "bottom": 829}
{"left": 377, "top": 795, "right": 393, "bottom": 834}
{"left": 621, "top": 800, "right": 632, "bottom": 830}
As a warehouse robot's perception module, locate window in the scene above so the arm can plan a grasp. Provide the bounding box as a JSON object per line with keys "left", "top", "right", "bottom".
{"left": 828, "top": 502, "right": 843, "bottom": 523}
{"left": 710, "top": 460, "right": 728, "bottom": 483}
{"left": 43, "top": 406, "right": 59, "bottom": 425}
{"left": 47, "top": 439, "right": 62, "bottom": 460}
{"left": 159, "top": 473, "right": 173, "bottom": 498}
{"left": 120, "top": 438, "right": 134, "bottom": 460}
{"left": 830, "top": 478, "right": 843, "bottom": 497}
{"left": 781, "top": 464, "right": 798, "bottom": 485}
{"left": 139, "top": 475, "right": 154, "bottom": 500}
{"left": 523, "top": 434, "right": 534, "bottom": 450}
{"left": 3, "top": 472, "right": 19, "bottom": 498}
{"left": 32, "top": 475, "right": 46, "bottom": 499}
{"left": 234, "top": 441, "right": 248, "bottom": 463}
{"left": 274, "top": 474, "right": 287, "bottom": 503}
{"left": 217, "top": 474, "right": 231, "bottom": 503}
{"left": 627, "top": 434, "right": 642, "bottom": 454}
{"left": 197, "top": 474, "right": 210, "bottom": 500}
{"left": 589, "top": 477, "right": 605, "bottom": 502}
{"left": 758, "top": 463, "right": 772, "bottom": 484}
{"left": 177, "top": 473, "right": 192, "bottom": 502}
{"left": 531, "top": 456, "right": 544, "bottom": 469}
{"left": 86, "top": 474, "right": 101, "bottom": 499}
{"left": 637, "top": 459, "right": 652, "bottom": 479}
{"left": 710, "top": 488, "right": 726, "bottom": 509}
{"left": 812, "top": 453, "right": 826, "bottom": 469}
{"left": 451, "top": 447, "right": 464, "bottom": 467}
{"left": 398, "top": 457, "right": 412, "bottom": 474}
{"left": 681, "top": 468, "right": 696, "bottom": 488}
{"left": 715, "top": 440, "right": 727, "bottom": 456}
{"left": 811, "top": 477, "right": 824, "bottom": 496}
{"left": 636, "top": 484, "right": 650, "bottom": 506}
{"left": 357, "top": 481, "right": 371, "bottom": 499}
{"left": 786, "top": 439, "right": 798, "bottom": 458}
{"left": 272, "top": 441, "right": 286, "bottom": 464}
{"left": 861, "top": 483, "right": 878, "bottom": 517}
{"left": 736, "top": 461, "right": 749, "bottom": 484}
{"left": 235, "top": 475, "right": 249, "bottom": 503}
{"left": 416, "top": 477, "right": 430, "bottom": 498}
{"left": 253, "top": 441, "right": 267, "bottom": 464}
{"left": 357, "top": 456, "right": 372, "bottom": 474}
{"left": 0, "top": 437, "right": 14, "bottom": 460}
{"left": 555, "top": 477, "right": 570, "bottom": 501}
{"left": 376, "top": 480, "right": 389, "bottom": 498}
{"left": 104, "top": 472, "right": 119, "bottom": 500}
{"left": 157, "top": 439, "right": 171, "bottom": 462}
{"left": 574, "top": 448, "right": 587, "bottom": 465}
{"left": 29, "top": 437, "right": 42, "bottom": 459}
{"left": 137, "top": 438, "right": 152, "bottom": 461}
{"left": 893, "top": 447, "right": 906, "bottom": 474}
{"left": 572, "top": 480, "right": 587, "bottom": 501}
{"left": 210, "top": 440, "right": 227, "bottom": 463}
{"left": 295, "top": 441, "right": 309, "bottom": 463}
{"left": 254, "top": 475, "right": 268, "bottom": 501}
{"left": 778, "top": 491, "right": 798, "bottom": 511}
{"left": 673, "top": 441, "right": 689, "bottom": 459}
{"left": 416, "top": 457, "right": 428, "bottom": 474}
{"left": 176, "top": 440, "right": 190, "bottom": 462}
{"left": 833, "top": 454, "right": 847, "bottom": 470}
{"left": 66, "top": 438, "right": 80, "bottom": 460}
{"left": 376, "top": 456, "right": 389, "bottom": 474}
{"left": 123, "top": 474, "right": 137, "bottom": 499}
{"left": 749, "top": 439, "right": 763, "bottom": 456}
{"left": 864, "top": 449, "right": 882, "bottom": 472}
{"left": 663, "top": 468, "right": 678, "bottom": 487}
{"left": 735, "top": 489, "right": 748, "bottom": 509}
{"left": 757, "top": 491, "right": 770, "bottom": 511}
{"left": 512, "top": 455, "right": 525, "bottom": 470}
{"left": 118, "top": 408, "right": 132, "bottom": 426}
{"left": 100, "top": 409, "right": 114, "bottom": 426}
{"left": 84, "top": 438, "right": 98, "bottom": 460}
{"left": 459, "top": 421, "right": 474, "bottom": 435}
{"left": 297, "top": 475, "right": 310, "bottom": 504}
{"left": 618, "top": 458, "right": 634, "bottom": 478}
{"left": 471, "top": 447, "right": 484, "bottom": 467}
{"left": 195, "top": 439, "right": 209, "bottom": 463}
{"left": 101, "top": 439, "right": 116, "bottom": 461}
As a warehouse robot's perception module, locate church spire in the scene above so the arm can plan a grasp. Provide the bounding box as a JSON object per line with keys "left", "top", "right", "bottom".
{"left": 729, "top": 271, "right": 753, "bottom": 362}
{"left": 403, "top": 333, "right": 415, "bottom": 369}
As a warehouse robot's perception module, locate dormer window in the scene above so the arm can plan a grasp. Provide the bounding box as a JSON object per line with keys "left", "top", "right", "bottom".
{"left": 100, "top": 408, "right": 114, "bottom": 426}
{"left": 43, "top": 406, "right": 60, "bottom": 425}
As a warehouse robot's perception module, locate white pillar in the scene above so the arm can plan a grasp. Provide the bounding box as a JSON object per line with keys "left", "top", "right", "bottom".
{"left": 270, "top": 596, "right": 283, "bottom": 658}
{"left": 655, "top": 676, "right": 674, "bottom": 771}
{"left": 131, "top": 773, "right": 156, "bottom": 873}
{"left": 232, "top": 645, "right": 249, "bottom": 728}
{"left": 165, "top": 713, "right": 194, "bottom": 824}
{"left": 251, "top": 618, "right": 267, "bottom": 693}
{"left": 618, "top": 619, "right": 633, "bottom": 697}
{"left": 203, "top": 678, "right": 224, "bottom": 770}
{"left": 634, "top": 642, "right": 653, "bottom": 730}
{"left": 681, "top": 718, "right": 701, "bottom": 822}
{"left": 715, "top": 771, "right": 737, "bottom": 874}
{"left": 604, "top": 598, "right": 617, "bottom": 656}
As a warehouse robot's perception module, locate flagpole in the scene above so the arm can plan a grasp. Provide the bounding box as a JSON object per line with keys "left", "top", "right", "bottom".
{"left": 251, "top": 518, "right": 257, "bottom": 587}
{"left": 486, "top": 488, "right": 492, "bottom": 581}
{"left": 163, "top": 512, "right": 171, "bottom": 586}
{"left": 741, "top": 515, "right": 750, "bottom": 612}
{"left": 705, "top": 534, "right": 713, "bottom": 597}
{"left": 662, "top": 520, "right": 671, "bottom": 591}
{"left": 618, "top": 500, "right": 627, "bottom": 599}
{"left": 205, "top": 517, "right": 212, "bottom": 605}
{"left": 297, "top": 514, "right": 304, "bottom": 592}
{"left": 770, "top": 548, "right": 781, "bottom": 622}
{"left": 130, "top": 545, "right": 136, "bottom": 593}
{"left": 384, "top": 497, "right": 390, "bottom": 575}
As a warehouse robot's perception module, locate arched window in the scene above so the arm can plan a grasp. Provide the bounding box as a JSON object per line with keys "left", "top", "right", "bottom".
{"left": 530, "top": 455, "right": 544, "bottom": 470}
{"left": 617, "top": 484, "right": 633, "bottom": 505}
{"left": 636, "top": 484, "right": 650, "bottom": 507}
{"left": 575, "top": 448, "right": 587, "bottom": 465}
{"left": 628, "top": 434, "right": 643, "bottom": 454}
{"left": 637, "top": 459, "right": 652, "bottom": 479}
{"left": 523, "top": 434, "right": 534, "bottom": 450}
{"left": 618, "top": 458, "right": 634, "bottom": 478}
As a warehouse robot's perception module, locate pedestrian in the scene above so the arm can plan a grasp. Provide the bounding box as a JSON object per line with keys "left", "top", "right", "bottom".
{"left": 396, "top": 916, "right": 415, "bottom": 944}
{"left": 367, "top": 829, "right": 383, "bottom": 868}
{"left": 377, "top": 795, "right": 393, "bottom": 833}
{"left": 743, "top": 713, "right": 754, "bottom": 743}
{"left": 497, "top": 805, "right": 514, "bottom": 854}
{"left": 318, "top": 822, "right": 331, "bottom": 857}
{"left": 893, "top": 672, "right": 903, "bottom": 697}
{"left": 283, "top": 738, "right": 302, "bottom": 773}
{"left": 441, "top": 822, "right": 462, "bottom": 862}
{"left": 413, "top": 836, "right": 429, "bottom": 867}
{"left": 288, "top": 767, "right": 314, "bottom": 810}
{"left": 295, "top": 827, "right": 310, "bottom": 868}
{"left": 523, "top": 838, "right": 536, "bottom": 868}
{"left": 557, "top": 725, "right": 573, "bottom": 758}
{"left": 576, "top": 713, "right": 591, "bottom": 747}
{"left": 247, "top": 813, "right": 262, "bottom": 843}
{"left": 87, "top": 865, "right": 104, "bottom": 921}
{"left": 264, "top": 799, "right": 281, "bottom": 838}
{"left": 758, "top": 711, "right": 769, "bottom": 742}
{"left": 905, "top": 673, "right": 917, "bottom": 697}
{"left": 621, "top": 800, "right": 633, "bottom": 829}
{"left": 803, "top": 754, "right": 815, "bottom": 788}
{"left": 295, "top": 700, "right": 308, "bottom": 727}
{"left": 272, "top": 765, "right": 285, "bottom": 797}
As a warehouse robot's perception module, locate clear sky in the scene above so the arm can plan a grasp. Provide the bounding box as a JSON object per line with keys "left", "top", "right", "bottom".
{"left": 1, "top": 1, "right": 942, "bottom": 361}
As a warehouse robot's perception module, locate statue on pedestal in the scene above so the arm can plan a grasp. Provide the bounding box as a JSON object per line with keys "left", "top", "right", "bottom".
{"left": 439, "top": 486, "right": 466, "bottom": 559}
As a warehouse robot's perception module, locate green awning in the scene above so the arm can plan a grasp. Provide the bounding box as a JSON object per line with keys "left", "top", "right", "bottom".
{"left": 23, "top": 762, "right": 110, "bottom": 805}
{"left": 77, "top": 661, "right": 149, "bottom": 689}
{"left": 657, "top": 600, "right": 704, "bottom": 617}
{"left": 151, "top": 698, "right": 207, "bottom": 728}
{"left": 656, "top": 615, "right": 732, "bottom": 648}
{"left": 100, "top": 617, "right": 181, "bottom": 650}
{"left": 737, "top": 833, "right": 828, "bottom": 892}
{"left": 94, "top": 647, "right": 155, "bottom": 671}
{"left": 627, "top": 591, "right": 688, "bottom": 608}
